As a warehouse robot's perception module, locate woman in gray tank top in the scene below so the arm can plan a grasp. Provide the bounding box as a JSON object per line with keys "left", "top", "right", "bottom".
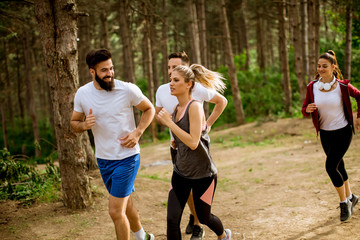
{"left": 157, "top": 64, "right": 231, "bottom": 240}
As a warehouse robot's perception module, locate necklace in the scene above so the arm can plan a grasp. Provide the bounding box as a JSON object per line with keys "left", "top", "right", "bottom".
{"left": 318, "top": 76, "right": 336, "bottom": 91}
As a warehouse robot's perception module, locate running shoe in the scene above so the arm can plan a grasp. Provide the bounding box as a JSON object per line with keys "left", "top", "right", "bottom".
{"left": 350, "top": 193, "right": 359, "bottom": 213}
{"left": 224, "top": 229, "right": 232, "bottom": 240}
{"left": 340, "top": 201, "right": 351, "bottom": 222}
{"left": 144, "top": 232, "right": 155, "bottom": 240}
{"left": 185, "top": 214, "right": 195, "bottom": 234}
{"left": 190, "top": 225, "right": 205, "bottom": 240}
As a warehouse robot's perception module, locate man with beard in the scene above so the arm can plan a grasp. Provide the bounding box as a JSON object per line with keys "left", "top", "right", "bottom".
{"left": 70, "top": 49, "right": 155, "bottom": 240}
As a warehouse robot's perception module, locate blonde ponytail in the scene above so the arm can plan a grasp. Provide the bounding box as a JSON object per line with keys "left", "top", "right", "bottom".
{"left": 190, "top": 64, "right": 226, "bottom": 93}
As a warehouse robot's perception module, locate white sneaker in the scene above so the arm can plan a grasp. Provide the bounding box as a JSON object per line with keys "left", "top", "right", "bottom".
{"left": 144, "top": 232, "right": 155, "bottom": 240}
{"left": 224, "top": 229, "right": 231, "bottom": 240}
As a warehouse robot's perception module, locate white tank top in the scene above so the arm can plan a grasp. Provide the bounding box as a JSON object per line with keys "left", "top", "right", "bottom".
{"left": 313, "top": 81, "right": 348, "bottom": 131}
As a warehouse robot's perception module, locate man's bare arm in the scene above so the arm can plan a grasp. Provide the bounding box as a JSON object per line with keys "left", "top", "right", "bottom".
{"left": 206, "top": 92, "right": 228, "bottom": 128}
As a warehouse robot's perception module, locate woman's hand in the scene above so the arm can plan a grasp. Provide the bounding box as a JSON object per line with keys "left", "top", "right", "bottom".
{"left": 157, "top": 108, "right": 172, "bottom": 127}
{"left": 306, "top": 103, "right": 317, "bottom": 114}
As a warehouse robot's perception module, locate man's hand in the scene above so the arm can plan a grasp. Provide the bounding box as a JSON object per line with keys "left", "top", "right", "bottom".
{"left": 356, "top": 118, "right": 360, "bottom": 131}
{"left": 85, "top": 108, "right": 96, "bottom": 130}
{"left": 119, "top": 130, "right": 141, "bottom": 148}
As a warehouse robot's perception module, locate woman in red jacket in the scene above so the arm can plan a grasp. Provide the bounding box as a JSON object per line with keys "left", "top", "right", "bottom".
{"left": 302, "top": 50, "right": 360, "bottom": 222}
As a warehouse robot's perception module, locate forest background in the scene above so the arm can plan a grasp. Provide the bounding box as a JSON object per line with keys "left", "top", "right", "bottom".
{"left": 0, "top": 0, "right": 360, "bottom": 209}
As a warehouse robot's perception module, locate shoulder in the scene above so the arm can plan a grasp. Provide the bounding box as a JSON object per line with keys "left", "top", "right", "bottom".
{"left": 193, "top": 82, "right": 210, "bottom": 92}
{"left": 338, "top": 79, "right": 350, "bottom": 87}
{"left": 156, "top": 83, "right": 170, "bottom": 93}
{"left": 76, "top": 82, "right": 93, "bottom": 94}
{"left": 189, "top": 100, "right": 203, "bottom": 112}
{"left": 307, "top": 79, "right": 318, "bottom": 87}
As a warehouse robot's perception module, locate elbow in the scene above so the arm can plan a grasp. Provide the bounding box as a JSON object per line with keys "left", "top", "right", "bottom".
{"left": 222, "top": 97, "right": 228, "bottom": 107}
{"left": 189, "top": 142, "right": 199, "bottom": 150}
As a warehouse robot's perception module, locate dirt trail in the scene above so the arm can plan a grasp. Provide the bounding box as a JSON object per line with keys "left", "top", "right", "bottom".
{"left": 1, "top": 117, "right": 360, "bottom": 240}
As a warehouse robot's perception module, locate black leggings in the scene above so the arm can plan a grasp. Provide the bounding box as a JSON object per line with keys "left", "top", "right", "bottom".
{"left": 320, "top": 125, "right": 353, "bottom": 188}
{"left": 167, "top": 171, "right": 224, "bottom": 240}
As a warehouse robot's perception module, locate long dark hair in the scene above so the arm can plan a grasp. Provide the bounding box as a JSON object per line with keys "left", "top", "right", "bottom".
{"left": 314, "top": 50, "right": 343, "bottom": 80}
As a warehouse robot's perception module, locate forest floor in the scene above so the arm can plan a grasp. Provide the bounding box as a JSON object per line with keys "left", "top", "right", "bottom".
{"left": 1, "top": 117, "right": 360, "bottom": 240}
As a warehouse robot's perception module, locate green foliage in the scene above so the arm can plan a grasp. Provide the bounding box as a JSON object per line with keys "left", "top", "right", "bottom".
{"left": 213, "top": 55, "right": 301, "bottom": 128}
{"left": 0, "top": 148, "right": 61, "bottom": 205}
{"left": 0, "top": 117, "right": 56, "bottom": 164}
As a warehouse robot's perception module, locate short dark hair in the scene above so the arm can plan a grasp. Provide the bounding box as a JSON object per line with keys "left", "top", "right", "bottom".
{"left": 86, "top": 49, "right": 112, "bottom": 69}
{"left": 168, "top": 51, "right": 190, "bottom": 66}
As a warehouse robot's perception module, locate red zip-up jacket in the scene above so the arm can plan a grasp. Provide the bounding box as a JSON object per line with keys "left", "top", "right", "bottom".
{"left": 302, "top": 79, "right": 360, "bottom": 135}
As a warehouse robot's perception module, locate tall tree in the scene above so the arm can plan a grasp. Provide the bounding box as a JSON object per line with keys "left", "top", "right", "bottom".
{"left": 198, "top": 0, "right": 208, "bottom": 67}
{"left": 314, "top": 0, "right": 320, "bottom": 60}
{"left": 142, "top": 0, "right": 157, "bottom": 142}
{"left": 255, "top": 1, "right": 266, "bottom": 69}
{"left": 289, "top": 0, "right": 307, "bottom": 103}
{"left": 300, "top": 0, "right": 309, "bottom": 82}
{"left": 344, "top": 1, "right": 353, "bottom": 79}
{"left": 308, "top": 0, "right": 316, "bottom": 78}
{"left": 220, "top": 0, "right": 245, "bottom": 125}
{"left": 161, "top": 0, "right": 168, "bottom": 85}
{"left": 188, "top": 0, "right": 201, "bottom": 63}
{"left": 23, "top": 32, "right": 41, "bottom": 158}
{"left": 35, "top": 0, "right": 92, "bottom": 209}
{"left": 118, "top": 0, "right": 136, "bottom": 83}
{"left": 278, "top": 0, "right": 292, "bottom": 113}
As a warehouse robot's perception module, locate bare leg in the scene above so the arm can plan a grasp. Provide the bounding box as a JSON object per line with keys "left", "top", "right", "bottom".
{"left": 126, "top": 195, "right": 142, "bottom": 232}
{"left": 335, "top": 184, "right": 347, "bottom": 202}
{"left": 344, "top": 180, "right": 352, "bottom": 198}
{"left": 109, "top": 195, "right": 131, "bottom": 240}
{"left": 187, "top": 190, "right": 202, "bottom": 226}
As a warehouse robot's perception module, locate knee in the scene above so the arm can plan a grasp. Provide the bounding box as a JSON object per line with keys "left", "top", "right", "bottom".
{"left": 109, "top": 206, "right": 126, "bottom": 222}
{"left": 197, "top": 215, "right": 209, "bottom": 225}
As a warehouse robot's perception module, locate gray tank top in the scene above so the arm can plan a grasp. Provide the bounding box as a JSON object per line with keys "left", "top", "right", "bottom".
{"left": 172, "top": 100, "right": 217, "bottom": 179}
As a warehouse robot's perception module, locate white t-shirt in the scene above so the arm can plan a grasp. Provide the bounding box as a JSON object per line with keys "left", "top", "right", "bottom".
{"left": 155, "top": 82, "right": 215, "bottom": 114}
{"left": 314, "top": 81, "right": 348, "bottom": 131}
{"left": 155, "top": 82, "right": 216, "bottom": 141}
{"left": 74, "top": 80, "right": 145, "bottom": 160}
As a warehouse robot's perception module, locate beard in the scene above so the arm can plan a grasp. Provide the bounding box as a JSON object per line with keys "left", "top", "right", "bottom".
{"left": 95, "top": 72, "right": 114, "bottom": 91}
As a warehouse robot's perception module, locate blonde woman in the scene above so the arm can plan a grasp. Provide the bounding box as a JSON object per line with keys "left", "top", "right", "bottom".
{"left": 158, "top": 64, "right": 231, "bottom": 240}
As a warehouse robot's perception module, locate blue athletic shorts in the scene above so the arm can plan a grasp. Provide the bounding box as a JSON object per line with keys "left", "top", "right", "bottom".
{"left": 97, "top": 154, "right": 140, "bottom": 198}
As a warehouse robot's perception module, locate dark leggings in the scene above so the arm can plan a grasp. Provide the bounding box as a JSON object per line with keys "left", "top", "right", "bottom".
{"left": 167, "top": 171, "right": 224, "bottom": 240}
{"left": 320, "top": 124, "right": 353, "bottom": 188}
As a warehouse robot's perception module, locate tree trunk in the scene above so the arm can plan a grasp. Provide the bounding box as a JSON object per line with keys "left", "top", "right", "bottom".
{"left": 300, "top": 0, "right": 309, "bottom": 82}
{"left": 143, "top": 2, "right": 157, "bottom": 142}
{"left": 0, "top": 72, "right": 8, "bottom": 149}
{"left": 100, "top": 12, "right": 110, "bottom": 49}
{"left": 34, "top": 0, "right": 92, "bottom": 209}
{"left": 289, "top": 0, "right": 307, "bottom": 103}
{"left": 255, "top": 4, "right": 266, "bottom": 69}
{"left": 220, "top": 0, "right": 245, "bottom": 125}
{"left": 16, "top": 45, "right": 25, "bottom": 121}
{"left": 161, "top": 0, "right": 168, "bottom": 85}
{"left": 118, "top": 0, "right": 136, "bottom": 83}
{"left": 344, "top": 2, "right": 352, "bottom": 79}
{"left": 3, "top": 42, "right": 14, "bottom": 131}
{"left": 78, "top": 15, "right": 91, "bottom": 86}
{"left": 322, "top": 0, "right": 329, "bottom": 42}
{"left": 308, "top": 0, "right": 316, "bottom": 78}
{"left": 23, "top": 33, "right": 42, "bottom": 158}
{"left": 238, "top": 0, "right": 250, "bottom": 70}
{"left": 188, "top": 0, "right": 201, "bottom": 63}
{"left": 314, "top": 0, "right": 320, "bottom": 61}
{"left": 81, "top": 133, "right": 97, "bottom": 170}
{"left": 278, "top": 0, "right": 292, "bottom": 113}
{"left": 198, "top": 0, "right": 208, "bottom": 67}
